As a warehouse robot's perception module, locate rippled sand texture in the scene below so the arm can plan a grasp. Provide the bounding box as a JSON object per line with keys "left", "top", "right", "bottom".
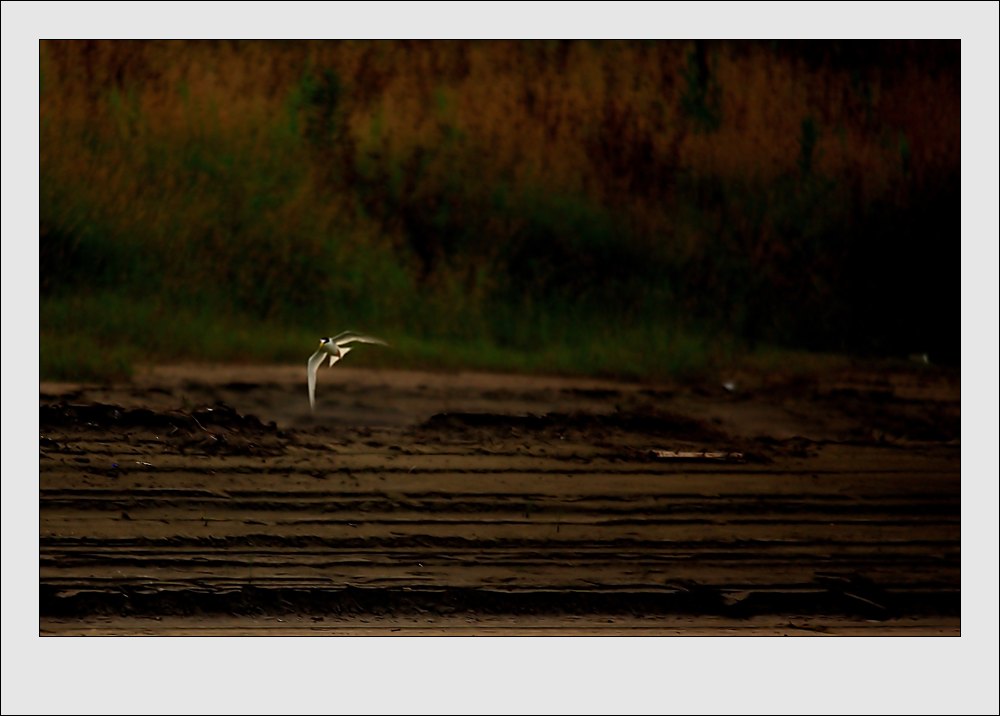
{"left": 40, "top": 364, "right": 960, "bottom": 635}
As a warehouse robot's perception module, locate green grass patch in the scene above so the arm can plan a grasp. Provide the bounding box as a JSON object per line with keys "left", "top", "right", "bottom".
{"left": 40, "top": 289, "right": 731, "bottom": 383}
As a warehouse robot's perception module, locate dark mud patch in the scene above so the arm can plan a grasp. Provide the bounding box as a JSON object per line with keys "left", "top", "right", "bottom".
{"left": 420, "top": 409, "right": 730, "bottom": 443}
{"left": 560, "top": 388, "right": 623, "bottom": 400}
{"left": 751, "top": 436, "right": 821, "bottom": 459}
{"left": 750, "top": 366, "right": 961, "bottom": 444}
{"left": 39, "top": 401, "right": 288, "bottom": 456}
{"left": 821, "top": 391, "right": 960, "bottom": 442}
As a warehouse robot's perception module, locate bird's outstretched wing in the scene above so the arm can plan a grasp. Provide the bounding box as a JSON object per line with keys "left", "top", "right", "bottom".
{"left": 330, "top": 331, "right": 389, "bottom": 348}
{"left": 307, "top": 348, "right": 326, "bottom": 411}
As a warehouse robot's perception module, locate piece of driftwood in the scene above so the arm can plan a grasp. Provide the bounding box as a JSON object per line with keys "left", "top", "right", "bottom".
{"left": 647, "top": 449, "right": 745, "bottom": 462}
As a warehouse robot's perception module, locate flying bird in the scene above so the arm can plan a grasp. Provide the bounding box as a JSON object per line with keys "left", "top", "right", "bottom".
{"left": 307, "top": 331, "right": 388, "bottom": 411}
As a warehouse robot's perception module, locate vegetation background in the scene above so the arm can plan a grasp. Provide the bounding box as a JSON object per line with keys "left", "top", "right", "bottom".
{"left": 39, "top": 39, "right": 960, "bottom": 381}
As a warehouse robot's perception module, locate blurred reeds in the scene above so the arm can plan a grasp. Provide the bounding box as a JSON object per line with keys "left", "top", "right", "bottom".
{"left": 40, "top": 40, "right": 960, "bottom": 380}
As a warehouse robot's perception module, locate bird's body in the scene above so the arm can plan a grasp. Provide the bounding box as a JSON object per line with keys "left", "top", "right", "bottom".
{"left": 307, "top": 331, "right": 388, "bottom": 411}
